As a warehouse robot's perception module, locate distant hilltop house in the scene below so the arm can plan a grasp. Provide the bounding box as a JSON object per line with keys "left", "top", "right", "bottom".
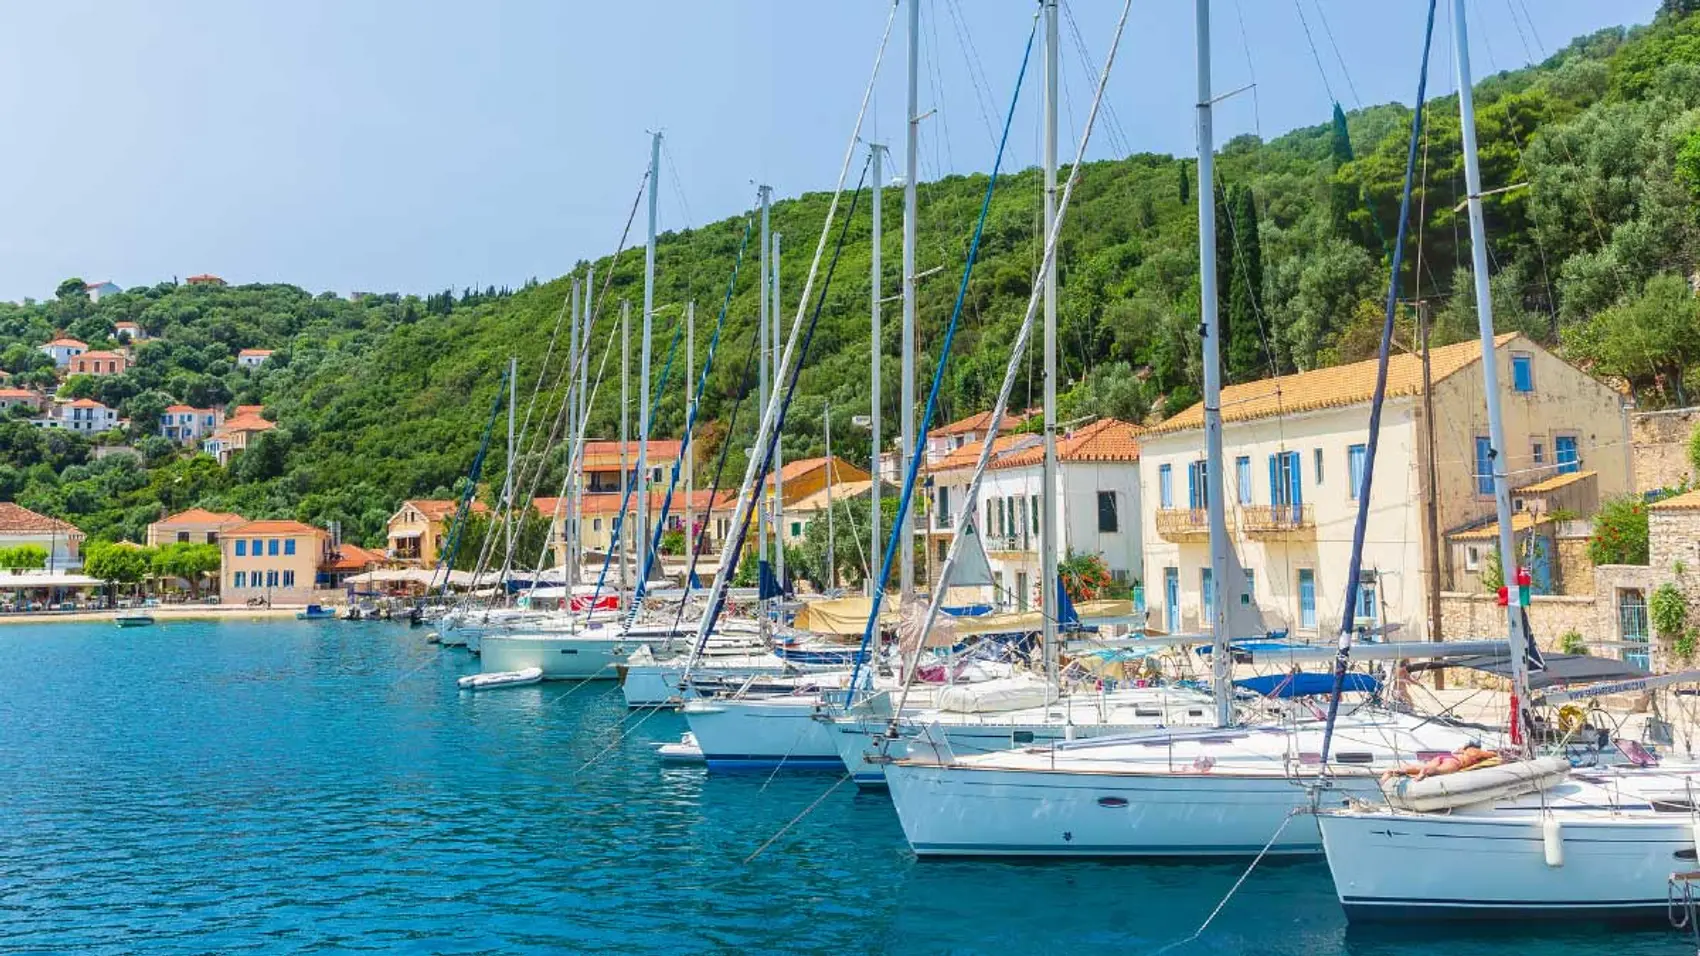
{"left": 34, "top": 398, "right": 120, "bottom": 434}
{"left": 159, "top": 405, "right": 223, "bottom": 444}
{"left": 114, "top": 321, "right": 146, "bottom": 343}
{"left": 386, "top": 499, "right": 490, "bottom": 566}
{"left": 201, "top": 411, "right": 275, "bottom": 465}
{"left": 236, "top": 348, "right": 274, "bottom": 369}
{"left": 146, "top": 508, "right": 247, "bottom": 547}
{"left": 0, "top": 388, "right": 45, "bottom": 413}
{"left": 69, "top": 350, "right": 129, "bottom": 377}
{"left": 185, "top": 274, "right": 226, "bottom": 287}
{"left": 925, "top": 408, "right": 1037, "bottom": 464}
{"left": 39, "top": 337, "right": 86, "bottom": 367}
{"left": 85, "top": 281, "right": 121, "bottom": 303}
{"left": 0, "top": 502, "right": 83, "bottom": 571}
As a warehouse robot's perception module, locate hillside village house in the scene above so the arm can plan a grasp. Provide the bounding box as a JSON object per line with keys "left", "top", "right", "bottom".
{"left": 1140, "top": 333, "right": 1632, "bottom": 640}
{"left": 386, "top": 499, "right": 489, "bottom": 566}
{"left": 219, "top": 520, "right": 329, "bottom": 604}
{"left": 38, "top": 398, "right": 120, "bottom": 434}
{"left": 69, "top": 350, "right": 129, "bottom": 376}
{"left": 186, "top": 274, "right": 226, "bottom": 287}
{"left": 320, "top": 542, "right": 385, "bottom": 589}
{"left": 927, "top": 432, "right": 1041, "bottom": 565}
{"left": 0, "top": 388, "right": 44, "bottom": 413}
{"left": 113, "top": 320, "right": 144, "bottom": 342}
{"left": 86, "top": 281, "right": 121, "bottom": 302}
{"left": 0, "top": 502, "right": 84, "bottom": 570}
{"left": 202, "top": 412, "right": 275, "bottom": 465}
{"left": 236, "top": 349, "right": 274, "bottom": 369}
{"left": 579, "top": 439, "right": 683, "bottom": 493}
{"left": 159, "top": 405, "right": 223, "bottom": 443}
{"left": 39, "top": 338, "right": 86, "bottom": 367}
{"left": 146, "top": 508, "right": 246, "bottom": 548}
{"left": 925, "top": 409, "right": 1034, "bottom": 464}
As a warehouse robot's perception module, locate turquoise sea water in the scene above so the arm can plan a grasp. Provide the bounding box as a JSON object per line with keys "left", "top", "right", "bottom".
{"left": 0, "top": 619, "right": 1686, "bottom": 954}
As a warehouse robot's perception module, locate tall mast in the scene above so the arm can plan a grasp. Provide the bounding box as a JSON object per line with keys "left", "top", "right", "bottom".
{"left": 1196, "top": 0, "right": 1233, "bottom": 728}
{"left": 567, "top": 278, "right": 581, "bottom": 593}
{"left": 1453, "top": 0, "right": 1531, "bottom": 742}
{"left": 1040, "top": 0, "right": 1060, "bottom": 690}
{"left": 620, "top": 299, "right": 630, "bottom": 592}
{"left": 685, "top": 300, "right": 695, "bottom": 578}
{"left": 505, "top": 353, "right": 517, "bottom": 603}
{"left": 900, "top": 0, "right": 919, "bottom": 598}
{"left": 758, "top": 184, "right": 772, "bottom": 580}
{"left": 578, "top": 266, "right": 593, "bottom": 594}
{"left": 773, "top": 231, "right": 785, "bottom": 590}
{"left": 639, "top": 131, "right": 659, "bottom": 589}
{"left": 825, "top": 399, "right": 836, "bottom": 590}
{"left": 869, "top": 142, "right": 886, "bottom": 596}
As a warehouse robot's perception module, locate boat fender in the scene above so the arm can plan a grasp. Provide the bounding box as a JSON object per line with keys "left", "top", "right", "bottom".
{"left": 1543, "top": 816, "right": 1564, "bottom": 868}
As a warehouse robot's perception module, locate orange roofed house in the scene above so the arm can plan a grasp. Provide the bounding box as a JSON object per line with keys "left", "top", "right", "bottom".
{"left": 219, "top": 520, "right": 329, "bottom": 604}
{"left": 69, "top": 350, "right": 128, "bottom": 376}
{"left": 386, "top": 499, "right": 489, "bottom": 566}
{"left": 0, "top": 502, "right": 84, "bottom": 570}
{"left": 146, "top": 508, "right": 247, "bottom": 547}
{"left": 579, "top": 439, "right": 683, "bottom": 493}
{"left": 201, "top": 411, "right": 275, "bottom": 465}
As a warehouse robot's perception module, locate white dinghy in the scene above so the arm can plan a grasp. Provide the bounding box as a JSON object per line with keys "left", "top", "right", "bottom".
{"left": 456, "top": 667, "right": 543, "bottom": 691}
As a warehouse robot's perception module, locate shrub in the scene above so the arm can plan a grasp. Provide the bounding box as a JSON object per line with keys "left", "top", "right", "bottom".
{"left": 1559, "top": 630, "right": 1588, "bottom": 655}
{"left": 1651, "top": 582, "right": 1688, "bottom": 637}
{"left": 1587, "top": 495, "right": 1650, "bottom": 566}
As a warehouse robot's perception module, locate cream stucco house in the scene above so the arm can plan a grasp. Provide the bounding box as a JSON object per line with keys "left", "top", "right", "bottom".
{"left": 1140, "top": 333, "right": 1631, "bottom": 640}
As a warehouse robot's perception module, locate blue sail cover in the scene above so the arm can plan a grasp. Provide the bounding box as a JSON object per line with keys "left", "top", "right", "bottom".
{"left": 758, "top": 561, "right": 784, "bottom": 601}
{"left": 1056, "top": 578, "right": 1082, "bottom": 633}
{"left": 1237, "top": 673, "right": 1380, "bottom": 698}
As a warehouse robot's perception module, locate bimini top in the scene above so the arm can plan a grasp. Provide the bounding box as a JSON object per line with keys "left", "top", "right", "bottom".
{"left": 1411, "top": 651, "right": 1649, "bottom": 690}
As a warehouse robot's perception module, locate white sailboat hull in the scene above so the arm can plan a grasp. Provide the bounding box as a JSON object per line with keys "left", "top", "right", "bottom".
{"left": 480, "top": 632, "right": 643, "bottom": 680}
{"left": 681, "top": 697, "right": 844, "bottom": 771}
{"left": 884, "top": 759, "right": 1375, "bottom": 856}
{"left": 1317, "top": 803, "right": 1691, "bottom": 920}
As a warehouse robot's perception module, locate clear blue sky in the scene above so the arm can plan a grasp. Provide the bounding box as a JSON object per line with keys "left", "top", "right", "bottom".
{"left": 0, "top": 0, "right": 1656, "bottom": 303}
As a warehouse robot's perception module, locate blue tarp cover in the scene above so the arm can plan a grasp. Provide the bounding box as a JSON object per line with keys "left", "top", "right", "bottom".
{"left": 1235, "top": 673, "right": 1380, "bottom": 698}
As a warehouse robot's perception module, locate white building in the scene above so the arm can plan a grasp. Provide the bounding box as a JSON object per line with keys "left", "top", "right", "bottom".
{"left": 928, "top": 419, "right": 1143, "bottom": 611}
{"left": 114, "top": 320, "right": 145, "bottom": 342}
{"left": 236, "top": 348, "right": 274, "bottom": 369}
{"left": 159, "top": 405, "right": 223, "bottom": 443}
{"left": 41, "top": 398, "right": 121, "bottom": 434}
{"left": 86, "top": 281, "right": 121, "bottom": 302}
{"left": 39, "top": 337, "right": 86, "bottom": 367}
{"left": 1139, "top": 333, "right": 1632, "bottom": 640}
{"left": 924, "top": 409, "right": 1034, "bottom": 465}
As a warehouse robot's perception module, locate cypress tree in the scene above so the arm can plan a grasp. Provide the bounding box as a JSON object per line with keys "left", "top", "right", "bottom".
{"left": 1178, "top": 160, "right": 1189, "bottom": 204}
{"left": 1225, "top": 184, "right": 1268, "bottom": 379}
{"left": 1328, "top": 103, "right": 1361, "bottom": 244}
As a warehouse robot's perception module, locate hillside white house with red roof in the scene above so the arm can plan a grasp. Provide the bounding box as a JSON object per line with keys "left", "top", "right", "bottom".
{"left": 236, "top": 348, "right": 273, "bottom": 369}
{"left": 86, "top": 281, "right": 122, "bottom": 302}
{"left": 201, "top": 412, "right": 275, "bottom": 465}
{"left": 924, "top": 408, "right": 1035, "bottom": 464}
{"left": 1139, "top": 333, "right": 1631, "bottom": 642}
{"left": 36, "top": 398, "right": 120, "bottom": 434}
{"left": 928, "top": 419, "right": 1143, "bottom": 611}
{"left": 159, "top": 405, "right": 223, "bottom": 443}
{"left": 0, "top": 388, "right": 45, "bottom": 413}
{"left": 39, "top": 337, "right": 86, "bottom": 367}
{"left": 114, "top": 320, "right": 144, "bottom": 342}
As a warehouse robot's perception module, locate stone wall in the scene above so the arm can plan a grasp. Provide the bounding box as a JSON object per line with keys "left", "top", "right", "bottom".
{"left": 1630, "top": 406, "right": 1699, "bottom": 493}
{"left": 1437, "top": 591, "right": 1598, "bottom": 652}
{"left": 1554, "top": 528, "right": 1593, "bottom": 596}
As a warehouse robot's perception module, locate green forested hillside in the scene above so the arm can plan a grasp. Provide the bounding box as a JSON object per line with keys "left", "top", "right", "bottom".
{"left": 6, "top": 4, "right": 1700, "bottom": 548}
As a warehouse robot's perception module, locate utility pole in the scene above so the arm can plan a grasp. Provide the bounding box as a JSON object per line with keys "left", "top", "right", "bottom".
{"left": 869, "top": 142, "right": 886, "bottom": 597}
{"left": 638, "top": 131, "right": 659, "bottom": 588}
{"left": 901, "top": 0, "right": 919, "bottom": 599}
{"left": 620, "top": 299, "right": 630, "bottom": 592}
{"left": 758, "top": 184, "right": 772, "bottom": 581}
{"left": 1040, "top": 0, "right": 1061, "bottom": 692}
{"left": 685, "top": 300, "right": 695, "bottom": 574}
{"left": 773, "top": 232, "right": 785, "bottom": 590}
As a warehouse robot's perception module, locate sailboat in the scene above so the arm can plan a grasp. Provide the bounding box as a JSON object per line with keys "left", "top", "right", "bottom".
{"left": 1313, "top": 0, "right": 1700, "bottom": 919}
{"left": 878, "top": 0, "right": 1515, "bottom": 858}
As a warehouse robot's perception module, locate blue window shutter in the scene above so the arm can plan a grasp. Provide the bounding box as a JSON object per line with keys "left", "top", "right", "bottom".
{"left": 1475, "top": 437, "right": 1493, "bottom": 494}
{"left": 1268, "top": 455, "right": 1279, "bottom": 507}
{"left": 1512, "top": 355, "right": 1533, "bottom": 392}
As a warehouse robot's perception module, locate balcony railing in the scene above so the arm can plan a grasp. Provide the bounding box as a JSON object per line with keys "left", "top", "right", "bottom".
{"left": 1241, "top": 503, "right": 1315, "bottom": 535}
{"left": 1154, "top": 508, "right": 1212, "bottom": 542}
{"left": 982, "top": 532, "right": 1034, "bottom": 553}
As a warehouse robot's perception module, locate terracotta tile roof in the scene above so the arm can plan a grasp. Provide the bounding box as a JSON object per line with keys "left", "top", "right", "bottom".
{"left": 550, "top": 489, "right": 731, "bottom": 517}
{"left": 154, "top": 508, "right": 246, "bottom": 527}
{"left": 931, "top": 434, "right": 1041, "bottom": 472}
{"left": 579, "top": 439, "right": 683, "bottom": 469}
{"left": 402, "top": 499, "right": 488, "bottom": 522}
{"left": 0, "top": 503, "right": 79, "bottom": 535}
{"left": 163, "top": 404, "right": 206, "bottom": 414}
{"left": 323, "top": 542, "right": 384, "bottom": 572}
{"left": 927, "top": 408, "right": 1036, "bottom": 438}
{"left": 1652, "top": 489, "right": 1700, "bottom": 511}
{"left": 115, "top": 321, "right": 139, "bottom": 328}
{"left": 65, "top": 398, "right": 110, "bottom": 409}
{"left": 1146, "top": 334, "right": 1521, "bottom": 435}
{"left": 237, "top": 348, "right": 273, "bottom": 358}
{"left": 991, "top": 418, "right": 1142, "bottom": 469}
{"left": 1449, "top": 512, "right": 1545, "bottom": 541}
{"left": 44, "top": 338, "right": 86, "bottom": 348}
{"left": 788, "top": 480, "right": 874, "bottom": 513}
{"left": 232, "top": 405, "right": 263, "bottom": 417}
{"left": 1515, "top": 470, "right": 1594, "bottom": 495}
{"left": 186, "top": 274, "right": 224, "bottom": 283}
{"left": 773, "top": 455, "right": 868, "bottom": 484}
{"left": 226, "top": 519, "right": 324, "bottom": 536}
{"left": 221, "top": 414, "right": 274, "bottom": 433}
{"left": 0, "top": 388, "right": 39, "bottom": 400}
{"left": 78, "top": 350, "right": 125, "bottom": 361}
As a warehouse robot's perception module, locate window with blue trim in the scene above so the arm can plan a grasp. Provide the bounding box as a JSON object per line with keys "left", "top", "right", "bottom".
{"left": 1511, "top": 353, "right": 1534, "bottom": 393}
{"left": 1235, "top": 456, "right": 1252, "bottom": 505}
{"left": 1158, "top": 464, "right": 1173, "bottom": 509}
{"left": 284, "top": 539, "right": 295, "bottom": 556}
{"left": 250, "top": 538, "right": 262, "bottom": 556}
{"left": 234, "top": 571, "right": 246, "bottom": 588}
{"left": 1298, "top": 569, "right": 1316, "bottom": 629}
{"left": 1474, "top": 437, "right": 1494, "bottom": 495}
{"left": 282, "top": 570, "right": 295, "bottom": 587}
{"left": 267, "top": 539, "right": 279, "bottom": 556}
{"left": 235, "top": 540, "right": 246, "bottom": 557}
{"left": 1200, "top": 567, "right": 1215, "bottom": 621}
{"left": 1556, "top": 435, "right": 1580, "bottom": 475}
{"left": 1347, "top": 444, "right": 1366, "bottom": 501}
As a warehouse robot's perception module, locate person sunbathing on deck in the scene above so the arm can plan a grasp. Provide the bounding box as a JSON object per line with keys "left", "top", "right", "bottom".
{"left": 1379, "top": 744, "right": 1495, "bottom": 784}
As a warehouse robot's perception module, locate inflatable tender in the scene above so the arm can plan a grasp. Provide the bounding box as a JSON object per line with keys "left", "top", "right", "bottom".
{"left": 457, "top": 667, "right": 544, "bottom": 691}
{"left": 1381, "top": 755, "right": 1571, "bottom": 812}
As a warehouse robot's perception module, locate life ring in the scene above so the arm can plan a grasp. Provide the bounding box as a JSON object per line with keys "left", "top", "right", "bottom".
{"left": 1557, "top": 704, "right": 1588, "bottom": 735}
